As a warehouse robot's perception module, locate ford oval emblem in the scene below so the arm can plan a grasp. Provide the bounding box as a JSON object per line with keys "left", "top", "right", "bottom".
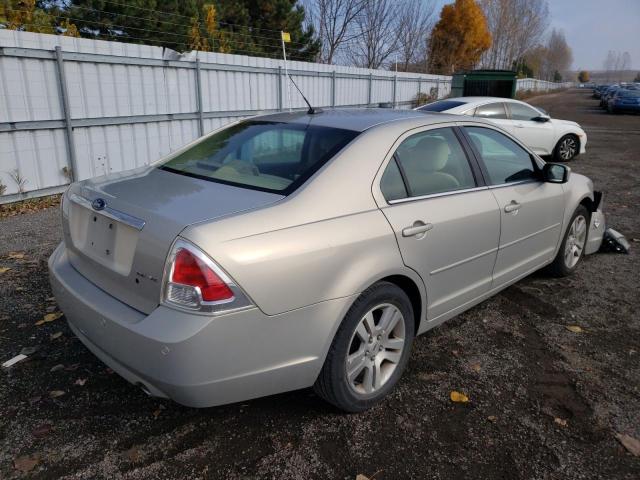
{"left": 91, "top": 198, "right": 106, "bottom": 211}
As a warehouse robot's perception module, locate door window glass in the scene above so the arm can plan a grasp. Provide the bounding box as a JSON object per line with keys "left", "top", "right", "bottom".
{"left": 509, "top": 102, "right": 540, "bottom": 121}
{"left": 465, "top": 127, "right": 538, "bottom": 185}
{"left": 474, "top": 103, "right": 508, "bottom": 119}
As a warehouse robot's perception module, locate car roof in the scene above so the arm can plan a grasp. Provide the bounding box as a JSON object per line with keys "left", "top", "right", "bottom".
{"left": 254, "top": 108, "right": 468, "bottom": 132}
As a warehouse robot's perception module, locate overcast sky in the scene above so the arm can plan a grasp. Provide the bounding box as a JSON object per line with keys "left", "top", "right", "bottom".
{"left": 548, "top": 0, "right": 639, "bottom": 70}
{"left": 435, "top": 0, "right": 639, "bottom": 71}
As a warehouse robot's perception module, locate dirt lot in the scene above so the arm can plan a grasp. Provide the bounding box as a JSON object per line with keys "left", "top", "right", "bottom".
{"left": 1, "top": 89, "right": 638, "bottom": 479}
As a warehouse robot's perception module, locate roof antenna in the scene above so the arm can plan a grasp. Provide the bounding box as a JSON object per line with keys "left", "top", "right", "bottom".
{"left": 288, "top": 74, "right": 321, "bottom": 114}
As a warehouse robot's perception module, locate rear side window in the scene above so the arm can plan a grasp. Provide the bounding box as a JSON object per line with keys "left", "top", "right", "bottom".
{"left": 475, "top": 102, "right": 508, "bottom": 119}
{"left": 416, "top": 100, "right": 467, "bottom": 112}
{"left": 465, "top": 127, "right": 537, "bottom": 185}
{"left": 160, "top": 121, "right": 358, "bottom": 194}
{"left": 381, "top": 127, "right": 476, "bottom": 201}
{"left": 380, "top": 159, "right": 408, "bottom": 201}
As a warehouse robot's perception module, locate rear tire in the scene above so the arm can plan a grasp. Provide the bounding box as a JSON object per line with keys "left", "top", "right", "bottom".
{"left": 314, "top": 281, "right": 415, "bottom": 412}
{"left": 553, "top": 134, "right": 579, "bottom": 162}
{"left": 548, "top": 205, "right": 589, "bottom": 277}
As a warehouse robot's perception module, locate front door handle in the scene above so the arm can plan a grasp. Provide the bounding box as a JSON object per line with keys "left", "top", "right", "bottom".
{"left": 504, "top": 201, "right": 521, "bottom": 213}
{"left": 402, "top": 221, "right": 433, "bottom": 238}
{"left": 514, "top": 123, "right": 525, "bottom": 128}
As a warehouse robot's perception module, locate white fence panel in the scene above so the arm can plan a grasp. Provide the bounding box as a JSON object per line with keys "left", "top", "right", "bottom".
{"left": 516, "top": 78, "right": 573, "bottom": 92}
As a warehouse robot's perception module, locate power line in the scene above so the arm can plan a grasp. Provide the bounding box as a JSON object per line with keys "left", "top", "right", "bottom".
{"left": 13, "top": 22, "right": 311, "bottom": 61}
{"left": 52, "top": 2, "right": 313, "bottom": 49}
{"left": 7, "top": 9, "right": 312, "bottom": 59}
{"left": 62, "top": 0, "right": 310, "bottom": 39}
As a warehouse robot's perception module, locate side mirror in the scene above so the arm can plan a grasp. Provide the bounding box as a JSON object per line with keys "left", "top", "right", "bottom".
{"left": 532, "top": 115, "right": 551, "bottom": 122}
{"left": 543, "top": 163, "right": 570, "bottom": 183}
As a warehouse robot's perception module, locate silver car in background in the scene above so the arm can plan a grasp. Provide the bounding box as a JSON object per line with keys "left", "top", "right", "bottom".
{"left": 49, "top": 109, "right": 605, "bottom": 412}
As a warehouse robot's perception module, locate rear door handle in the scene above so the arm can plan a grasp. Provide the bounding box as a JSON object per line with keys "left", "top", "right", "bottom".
{"left": 504, "top": 201, "right": 521, "bottom": 213}
{"left": 402, "top": 222, "right": 433, "bottom": 237}
{"left": 514, "top": 123, "right": 525, "bottom": 128}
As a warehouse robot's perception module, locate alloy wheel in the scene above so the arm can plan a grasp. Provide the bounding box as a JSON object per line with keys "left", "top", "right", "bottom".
{"left": 559, "top": 137, "right": 577, "bottom": 160}
{"left": 345, "top": 303, "right": 406, "bottom": 395}
{"left": 564, "top": 214, "right": 587, "bottom": 268}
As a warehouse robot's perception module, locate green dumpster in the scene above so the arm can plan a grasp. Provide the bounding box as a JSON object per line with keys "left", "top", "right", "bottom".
{"left": 450, "top": 70, "right": 517, "bottom": 98}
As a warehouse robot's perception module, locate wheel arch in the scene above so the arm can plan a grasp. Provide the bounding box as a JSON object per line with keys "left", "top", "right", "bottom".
{"left": 378, "top": 274, "right": 424, "bottom": 335}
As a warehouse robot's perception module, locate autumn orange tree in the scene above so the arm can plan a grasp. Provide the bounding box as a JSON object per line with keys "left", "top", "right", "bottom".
{"left": 578, "top": 70, "right": 590, "bottom": 83}
{"left": 427, "top": 0, "right": 491, "bottom": 75}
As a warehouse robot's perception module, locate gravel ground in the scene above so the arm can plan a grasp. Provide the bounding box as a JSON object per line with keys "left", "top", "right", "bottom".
{"left": 1, "top": 89, "right": 638, "bottom": 479}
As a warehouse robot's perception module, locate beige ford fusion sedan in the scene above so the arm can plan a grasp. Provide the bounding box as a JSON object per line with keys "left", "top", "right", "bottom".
{"left": 49, "top": 109, "right": 605, "bottom": 412}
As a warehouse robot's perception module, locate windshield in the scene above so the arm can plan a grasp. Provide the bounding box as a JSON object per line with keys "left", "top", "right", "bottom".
{"left": 417, "top": 100, "right": 467, "bottom": 112}
{"left": 160, "top": 121, "right": 359, "bottom": 194}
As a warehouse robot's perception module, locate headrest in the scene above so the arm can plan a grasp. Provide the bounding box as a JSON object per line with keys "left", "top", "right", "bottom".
{"left": 403, "top": 136, "right": 450, "bottom": 172}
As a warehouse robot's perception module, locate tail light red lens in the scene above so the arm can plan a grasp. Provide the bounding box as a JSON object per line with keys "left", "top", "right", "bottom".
{"left": 162, "top": 238, "right": 253, "bottom": 314}
{"left": 171, "top": 248, "right": 233, "bottom": 301}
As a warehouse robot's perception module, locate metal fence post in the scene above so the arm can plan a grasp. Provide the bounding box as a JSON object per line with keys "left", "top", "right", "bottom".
{"left": 368, "top": 73, "right": 373, "bottom": 105}
{"left": 54, "top": 46, "right": 78, "bottom": 183}
{"left": 417, "top": 78, "right": 421, "bottom": 100}
{"left": 194, "top": 58, "right": 204, "bottom": 136}
{"left": 392, "top": 74, "right": 397, "bottom": 108}
{"left": 278, "top": 66, "right": 283, "bottom": 111}
{"left": 331, "top": 70, "right": 336, "bottom": 108}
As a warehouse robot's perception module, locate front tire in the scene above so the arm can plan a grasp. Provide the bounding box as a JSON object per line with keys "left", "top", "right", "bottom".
{"left": 548, "top": 205, "right": 589, "bottom": 277}
{"left": 314, "top": 281, "right": 415, "bottom": 412}
{"left": 553, "top": 134, "right": 579, "bottom": 162}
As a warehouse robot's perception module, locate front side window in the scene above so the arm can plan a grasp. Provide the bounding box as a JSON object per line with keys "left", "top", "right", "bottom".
{"left": 381, "top": 127, "right": 476, "bottom": 200}
{"left": 160, "top": 121, "right": 358, "bottom": 194}
{"left": 475, "top": 102, "right": 508, "bottom": 119}
{"left": 465, "top": 127, "right": 538, "bottom": 185}
{"left": 508, "top": 102, "right": 540, "bottom": 121}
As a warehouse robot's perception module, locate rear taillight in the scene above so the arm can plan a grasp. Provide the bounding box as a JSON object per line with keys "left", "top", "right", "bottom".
{"left": 172, "top": 248, "right": 233, "bottom": 301}
{"left": 162, "top": 239, "right": 252, "bottom": 314}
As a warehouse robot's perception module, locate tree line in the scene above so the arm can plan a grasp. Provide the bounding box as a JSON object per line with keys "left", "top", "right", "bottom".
{"left": 1, "top": 0, "right": 574, "bottom": 80}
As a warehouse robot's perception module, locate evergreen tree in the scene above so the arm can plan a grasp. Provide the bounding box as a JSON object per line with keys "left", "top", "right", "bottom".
{"left": 55, "top": 0, "right": 319, "bottom": 60}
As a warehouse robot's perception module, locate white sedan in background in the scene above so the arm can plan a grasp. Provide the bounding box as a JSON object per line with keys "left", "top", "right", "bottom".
{"left": 416, "top": 97, "right": 587, "bottom": 161}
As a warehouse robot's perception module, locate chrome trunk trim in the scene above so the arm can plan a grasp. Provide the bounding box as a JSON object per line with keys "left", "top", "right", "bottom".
{"left": 69, "top": 193, "right": 146, "bottom": 231}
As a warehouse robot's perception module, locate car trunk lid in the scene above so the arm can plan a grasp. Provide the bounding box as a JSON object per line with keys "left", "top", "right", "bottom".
{"left": 63, "top": 167, "right": 283, "bottom": 315}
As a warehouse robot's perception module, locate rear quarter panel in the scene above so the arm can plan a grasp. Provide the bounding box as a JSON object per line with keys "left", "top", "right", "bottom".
{"left": 184, "top": 209, "right": 418, "bottom": 315}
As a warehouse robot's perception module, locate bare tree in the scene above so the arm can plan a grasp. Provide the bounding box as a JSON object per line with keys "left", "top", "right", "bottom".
{"left": 305, "top": 0, "right": 367, "bottom": 64}
{"left": 620, "top": 51, "right": 632, "bottom": 81}
{"left": 348, "top": 0, "right": 400, "bottom": 69}
{"left": 604, "top": 50, "right": 616, "bottom": 82}
{"left": 395, "top": 0, "right": 435, "bottom": 72}
{"left": 543, "top": 29, "right": 572, "bottom": 81}
{"left": 479, "top": 0, "right": 549, "bottom": 70}
{"left": 603, "top": 50, "right": 632, "bottom": 82}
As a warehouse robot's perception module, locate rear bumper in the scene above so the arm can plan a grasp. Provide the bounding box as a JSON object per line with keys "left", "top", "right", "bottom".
{"left": 49, "top": 243, "right": 353, "bottom": 407}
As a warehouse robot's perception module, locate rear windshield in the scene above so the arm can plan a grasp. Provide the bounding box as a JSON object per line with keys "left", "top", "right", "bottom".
{"left": 416, "top": 100, "right": 467, "bottom": 112}
{"left": 160, "top": 121, "right": 359, "bottom": 194}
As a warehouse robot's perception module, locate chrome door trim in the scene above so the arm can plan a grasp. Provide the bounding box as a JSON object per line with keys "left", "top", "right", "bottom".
{"left": 69, "top": 193, "right": 146, "bottom": 231}
{"left": 488, "top": 179, "right": 541, "bottom": 190}
{"left": 429, "top": 246, "right": 499, "bottom": 275}
{"left": 499, "top": 222, "right": 561, "bottom": 250}
{"left": 387, "top": 186, "right": 489, "bottom": 205}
